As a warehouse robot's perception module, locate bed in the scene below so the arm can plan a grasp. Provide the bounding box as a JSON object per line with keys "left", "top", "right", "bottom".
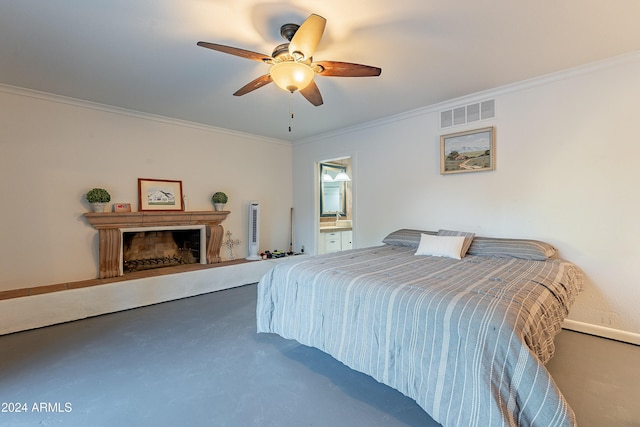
{"left": 256, "top": 229, "right": 583, "bottom": 426}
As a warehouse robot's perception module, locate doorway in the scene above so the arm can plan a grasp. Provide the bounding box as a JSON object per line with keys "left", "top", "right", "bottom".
{"left": 317, "top": 157, "right": 353, "bottom": 254}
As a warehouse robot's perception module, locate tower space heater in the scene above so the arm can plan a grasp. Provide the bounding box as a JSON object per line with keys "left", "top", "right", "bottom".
{"left": 246, "top": 201, "right": 261, "bottom": 260}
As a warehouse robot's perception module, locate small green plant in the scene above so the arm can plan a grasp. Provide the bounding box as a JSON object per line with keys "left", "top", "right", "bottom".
{"left": 86, "top": 188, "right": 111, "bottom": 203}
{"left": 211, "top": 192, "right": 228, "bottom": 204}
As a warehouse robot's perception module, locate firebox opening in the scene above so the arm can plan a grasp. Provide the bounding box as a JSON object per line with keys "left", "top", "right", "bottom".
{"left": 121, "top": 226, "right": 205, "bottom": 274}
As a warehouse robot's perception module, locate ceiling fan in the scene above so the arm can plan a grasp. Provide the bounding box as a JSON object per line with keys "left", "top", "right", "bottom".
{"left": 197, "top": 14, "right": 382, "bottom": 106}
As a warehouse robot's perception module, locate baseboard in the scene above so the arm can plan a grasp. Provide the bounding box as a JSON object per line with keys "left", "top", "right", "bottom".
{"left": 563, "top": 319, "right": 640, "bottom": 346}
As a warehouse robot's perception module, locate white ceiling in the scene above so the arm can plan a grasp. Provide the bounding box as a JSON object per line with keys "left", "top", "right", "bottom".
{"left": 2, "top": 0, "right": 639, "bottom": 142}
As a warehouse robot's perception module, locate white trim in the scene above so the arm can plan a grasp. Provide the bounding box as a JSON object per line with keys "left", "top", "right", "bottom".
{"left": 294, "top": 50, "right": 640, "bottom": 146}
{"left": 5, "top": 51, "right": 639, "bottom": 148}
{"left": 0, "top": 83, "right": 289, "bottom": 147}
{"left": 563, "top": 319, "right": 640, "bottom": 346}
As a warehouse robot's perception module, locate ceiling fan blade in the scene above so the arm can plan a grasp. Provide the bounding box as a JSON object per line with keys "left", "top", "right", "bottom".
{"left": 233, "top": 74, "right": 273, "bottom": 96}
{"left": 288, "top": 14, "right": 326, "bottom": 60}
{"left": 299, "top": 80, "right": 323, "bottom": 106}
{"left": 315, "top": 61, "right": 382, "bottom": 77}
{"left": 197, "top": 41, "right": 272, "bottom": 63}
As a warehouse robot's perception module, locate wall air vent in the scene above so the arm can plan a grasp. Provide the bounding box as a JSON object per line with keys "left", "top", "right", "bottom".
{"left": 440, "top": 99, "right": 495, "bottom": 128}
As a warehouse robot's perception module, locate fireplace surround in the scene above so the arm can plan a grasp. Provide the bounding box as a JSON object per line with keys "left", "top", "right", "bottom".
{"left": 84, "top": 211, "right": 230, "bottom": 278}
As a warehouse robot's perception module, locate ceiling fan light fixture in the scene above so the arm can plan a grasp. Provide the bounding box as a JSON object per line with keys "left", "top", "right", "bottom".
{"left": 270, "top": 61, "right": 315, "bottom": 93}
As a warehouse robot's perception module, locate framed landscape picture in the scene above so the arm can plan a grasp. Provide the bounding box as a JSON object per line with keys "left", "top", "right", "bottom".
{"left": 440, "top": 126, "right": 495, "bottom": 174}
{"left": 138, "top": 178, "right": 184, "bottom": 211}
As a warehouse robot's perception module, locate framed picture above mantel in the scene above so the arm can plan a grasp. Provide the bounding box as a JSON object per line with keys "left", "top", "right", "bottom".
{"left": 440, "top": 126, "right": 496, "bottom": 174}
{"left": 138, "top": 178, "right": 184, "bottom": 211}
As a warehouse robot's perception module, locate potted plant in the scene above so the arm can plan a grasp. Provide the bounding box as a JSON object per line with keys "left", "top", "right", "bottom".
{"left": 86, "top": 188, "right": 111, "bottom": 212}
{"left": 211, "top": 191, "right": 228, "bottom": 211}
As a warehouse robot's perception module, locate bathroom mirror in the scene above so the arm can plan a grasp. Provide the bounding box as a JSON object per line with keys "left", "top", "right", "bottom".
{"left": 320, "top": 163, "right": 347, "bottom": 217}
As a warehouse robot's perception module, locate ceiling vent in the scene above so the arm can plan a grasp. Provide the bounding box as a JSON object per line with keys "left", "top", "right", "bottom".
{"left": 440, "top": 99, "right": 495, "bottom": 128}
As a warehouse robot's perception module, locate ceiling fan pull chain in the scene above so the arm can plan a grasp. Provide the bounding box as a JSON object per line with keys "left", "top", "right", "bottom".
{"left": 288, "top": 92, "right": 294, "bottom": 132}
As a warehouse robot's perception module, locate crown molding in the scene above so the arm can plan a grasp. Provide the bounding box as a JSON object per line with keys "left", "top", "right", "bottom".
{"left": 0, "top": 83, "right": 290, "bottom": 147}
{"left": 294, "top": 50, "right": 640, "bottom": 146}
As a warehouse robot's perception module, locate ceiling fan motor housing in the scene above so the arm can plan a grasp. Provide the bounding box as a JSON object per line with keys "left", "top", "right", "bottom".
{"left": 271, "top": 43, "right": 291, "bottom": 59}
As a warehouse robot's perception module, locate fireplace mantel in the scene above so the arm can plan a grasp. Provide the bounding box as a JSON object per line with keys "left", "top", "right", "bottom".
{"left": 84, "top": 211, "right": 230, "bottom": 279}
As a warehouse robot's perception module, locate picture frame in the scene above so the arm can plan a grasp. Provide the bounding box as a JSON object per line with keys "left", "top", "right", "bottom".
{"left": 440, "top": 126, "right": 495, "bottom": 174}
{"left": 138, "top": 178, "right": 184, "bottom": 211}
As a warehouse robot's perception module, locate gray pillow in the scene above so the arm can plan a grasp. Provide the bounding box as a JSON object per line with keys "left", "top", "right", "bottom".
{"left": 467, "top": 237, "right": 557, "bottom": 260}
{"left": 382, "top": 229, "right": 436, "bottom": 248}
{"left": 383, "top": 229, "right": 557, "bottom": 260}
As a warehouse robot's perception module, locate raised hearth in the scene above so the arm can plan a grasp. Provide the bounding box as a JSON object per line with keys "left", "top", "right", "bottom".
{"left": 84, "top": 211, "right": 230, "bottom": 279}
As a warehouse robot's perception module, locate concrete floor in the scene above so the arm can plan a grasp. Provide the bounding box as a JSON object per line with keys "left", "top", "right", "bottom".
{"left": 0, "top": 283, "right": 638, "bottom": 427}
{"left": 546, "top": 329, "right": 640, "bottom": 426}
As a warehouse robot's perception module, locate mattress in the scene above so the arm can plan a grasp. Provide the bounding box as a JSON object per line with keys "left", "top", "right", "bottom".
{"left": 256, "top": 244, "right": 583, "bottom": 426}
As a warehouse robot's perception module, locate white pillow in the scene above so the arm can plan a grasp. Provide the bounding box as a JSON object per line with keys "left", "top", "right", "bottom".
{"left": 415, "top": 233, "right": 465, "bottom": 260}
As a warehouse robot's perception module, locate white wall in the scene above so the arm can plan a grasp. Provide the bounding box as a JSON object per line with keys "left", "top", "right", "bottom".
{"left": 292, "top": 52, "right": 640, "bottom": 339}
{"left": 0, "top": 87, "right": 292, "bottom": 290}
{"left": 3, "top": 52, "right": 639, "bottom": 340}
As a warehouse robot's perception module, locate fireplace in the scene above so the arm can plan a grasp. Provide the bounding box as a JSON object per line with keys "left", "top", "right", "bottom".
{"left": 121, "top": 226, "right": 206, "bottom": 274}
{"left": 84, "top": 211, "right": 229, "bottom": 279}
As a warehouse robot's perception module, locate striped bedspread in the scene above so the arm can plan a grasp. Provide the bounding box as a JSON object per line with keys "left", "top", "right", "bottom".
{"left": 256, "top": 245, "right": 583, "bottom": 427}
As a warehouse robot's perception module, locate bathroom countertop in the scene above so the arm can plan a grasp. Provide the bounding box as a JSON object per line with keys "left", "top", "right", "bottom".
{"left": 319, "top": 226, "right": 352, "bottom": 233}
